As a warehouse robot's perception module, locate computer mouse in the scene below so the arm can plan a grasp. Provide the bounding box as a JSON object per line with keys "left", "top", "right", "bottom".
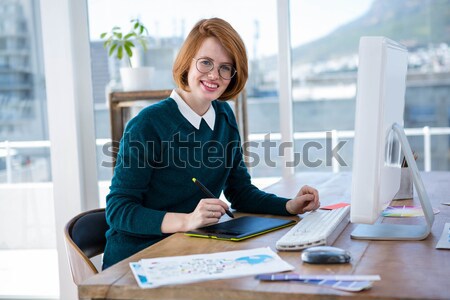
{"left": 301, "top": 246, "right": 351, "bottom": 264}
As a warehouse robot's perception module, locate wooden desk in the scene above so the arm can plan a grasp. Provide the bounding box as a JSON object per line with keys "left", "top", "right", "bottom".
{"left": 79, "top": 172, "right": 450, "bottom": 300}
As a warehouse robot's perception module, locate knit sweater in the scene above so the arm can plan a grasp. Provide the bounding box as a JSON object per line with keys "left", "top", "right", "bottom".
{"left": 103, "top": 97, "right": 291, "bottom": 268}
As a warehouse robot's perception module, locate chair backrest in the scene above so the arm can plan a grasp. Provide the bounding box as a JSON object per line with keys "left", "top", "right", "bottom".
{"left": 64, "top": 208, "right": 108, "bottom": 285}
{"left": 108, "top": 89, "right": 248, "bottom": 168}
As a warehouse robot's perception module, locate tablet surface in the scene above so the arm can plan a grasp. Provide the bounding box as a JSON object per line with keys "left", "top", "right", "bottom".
{"left": 185, "top": 216, "right": 296, "bottom": 241}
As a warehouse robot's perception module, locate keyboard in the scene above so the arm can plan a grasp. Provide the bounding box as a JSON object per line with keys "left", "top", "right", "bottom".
{"left": 276, "top": 206, "right": 350, "bottom": 251}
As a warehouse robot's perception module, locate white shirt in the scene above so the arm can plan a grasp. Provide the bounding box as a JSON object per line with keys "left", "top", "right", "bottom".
{"left": 170, "top": 89, "right": 215, "bottom": 130}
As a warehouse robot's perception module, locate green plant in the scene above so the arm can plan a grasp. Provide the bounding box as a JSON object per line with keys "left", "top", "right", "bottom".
{"left": 100, "top": 19, "right": 149, "bottom": 67}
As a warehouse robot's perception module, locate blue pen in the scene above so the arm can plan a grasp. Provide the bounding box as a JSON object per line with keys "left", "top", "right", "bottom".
{"left": 192, "top": 178, "right": 235, "bottom": 218}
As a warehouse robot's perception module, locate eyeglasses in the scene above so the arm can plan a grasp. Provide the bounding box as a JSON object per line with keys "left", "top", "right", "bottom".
{"left": 194, "top": 58, "right": 237, "bottom": 80}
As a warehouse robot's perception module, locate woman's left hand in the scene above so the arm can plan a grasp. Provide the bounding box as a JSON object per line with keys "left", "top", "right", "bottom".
{"left": 285, "top": 185, "right": 320, "bottom": 215}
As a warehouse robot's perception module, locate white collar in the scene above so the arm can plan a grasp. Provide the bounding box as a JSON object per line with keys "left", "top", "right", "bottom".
{"left": 170, "top": 89, "right": 215, "bottom": 130}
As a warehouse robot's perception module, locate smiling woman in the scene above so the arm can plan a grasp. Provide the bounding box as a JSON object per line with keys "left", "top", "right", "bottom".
{"left": 102, "top": 17, "right": 320, "bottom": 269}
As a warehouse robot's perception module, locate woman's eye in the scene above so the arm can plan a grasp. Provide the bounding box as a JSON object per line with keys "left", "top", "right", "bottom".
{"left": 221, "top": 65, "right": 232, "bottom": 72}
{"left": 201, "top": 60, "right": 212, "bottom": 66}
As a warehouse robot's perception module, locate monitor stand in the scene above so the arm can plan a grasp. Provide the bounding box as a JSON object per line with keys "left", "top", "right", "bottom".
{"left": 351, "top": 123, "right": 435, "bottom": 240}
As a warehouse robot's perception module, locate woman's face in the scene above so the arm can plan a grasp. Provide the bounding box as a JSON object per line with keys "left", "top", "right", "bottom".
{"left": 186, "top": 37, "right": 233, "bottom": 104}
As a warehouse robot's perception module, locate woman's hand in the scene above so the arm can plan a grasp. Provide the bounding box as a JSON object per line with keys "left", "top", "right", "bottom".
{"left": 161, "top": 198, "right": 230, "bottom": 234}
{"left": 184, "top": 198, "right": 229, "bottom": 231}
{"left": 286, "top": 185, "right": 320, "bottom": 215}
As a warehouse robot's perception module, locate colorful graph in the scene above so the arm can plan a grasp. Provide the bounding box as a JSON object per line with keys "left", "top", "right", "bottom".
{"left": 130, "top": 247, "right": 293, "bottom": 288}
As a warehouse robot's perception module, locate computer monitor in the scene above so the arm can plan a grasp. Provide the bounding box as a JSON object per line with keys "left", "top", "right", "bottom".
{"left": 350, "top": 37, "right": 434, "bottom": 240}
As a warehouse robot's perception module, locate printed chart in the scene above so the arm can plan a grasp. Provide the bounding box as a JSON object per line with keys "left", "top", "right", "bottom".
{"left": 130, "top": 247, "right": 294, "bottom": 288}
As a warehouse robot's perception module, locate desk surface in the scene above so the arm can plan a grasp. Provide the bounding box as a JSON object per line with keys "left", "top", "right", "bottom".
{"left": 79, "top": 172, "right": 450, "bottom": 300}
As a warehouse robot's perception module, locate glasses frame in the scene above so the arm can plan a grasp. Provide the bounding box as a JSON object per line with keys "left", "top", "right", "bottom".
{"left": 193, "top": 58, "right": 237, "bottom": 80}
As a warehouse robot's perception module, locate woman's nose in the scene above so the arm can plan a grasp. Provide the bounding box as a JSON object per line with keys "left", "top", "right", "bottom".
{"left": 207, "top": 68, "right": 220, "bottom": 80}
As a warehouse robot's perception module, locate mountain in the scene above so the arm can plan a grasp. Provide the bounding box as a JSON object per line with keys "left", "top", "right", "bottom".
{"left": 291, "top": 0, "right": 450, "bottom": 64}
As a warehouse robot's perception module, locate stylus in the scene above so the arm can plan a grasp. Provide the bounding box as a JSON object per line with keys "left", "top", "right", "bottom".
{"left": 192, "top": 178, "right": 235, "bottom": 218}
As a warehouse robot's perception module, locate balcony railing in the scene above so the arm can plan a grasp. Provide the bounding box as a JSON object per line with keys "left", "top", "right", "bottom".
{"left": 1, "top": 126, "right": 450, "bottom": 183}
{"left": 248, "top": 126, "right": 450, "bottom": 173}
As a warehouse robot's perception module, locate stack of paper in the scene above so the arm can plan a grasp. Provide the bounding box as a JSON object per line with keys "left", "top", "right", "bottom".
{"left": 436, "top": 222, "right": 450, "bottom": 249}
{"left": 130, "top": 247, "right": 294, "bottom": 288}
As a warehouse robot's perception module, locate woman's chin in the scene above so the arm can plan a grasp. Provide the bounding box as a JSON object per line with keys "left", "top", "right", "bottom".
{"left": 199, "top": 91, "right": 221, "bottom": 101}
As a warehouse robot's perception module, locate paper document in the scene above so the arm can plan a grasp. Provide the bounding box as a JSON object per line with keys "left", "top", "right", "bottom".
{"left": 382, "top": 205, "right": 439, "bottom": 217}
{"left": 436, "top": 223, "right": 450, "bottom": 249}
{"left": 130, "top": 247, "right": 294, "bottom": 288}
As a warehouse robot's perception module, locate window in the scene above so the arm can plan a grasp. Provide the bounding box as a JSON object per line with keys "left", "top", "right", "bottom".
{"left": 0, "top": 0, "right": 57, "bottom": 298}
{"left": 290, "top": 0, "right": 450, "bottom": 173}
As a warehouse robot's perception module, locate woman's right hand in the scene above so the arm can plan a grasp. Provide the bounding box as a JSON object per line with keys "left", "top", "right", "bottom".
{"left": 184, "top": 198, "right": 229, "bottom": 231}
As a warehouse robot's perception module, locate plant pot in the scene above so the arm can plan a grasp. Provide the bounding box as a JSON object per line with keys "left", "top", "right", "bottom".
{"left": 120, "top": 67, "right": 154, "bottom": 91}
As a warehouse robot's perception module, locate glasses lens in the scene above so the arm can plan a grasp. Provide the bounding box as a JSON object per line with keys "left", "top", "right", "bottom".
{"left": 196, "top": 58, "right": 213, "bottom": 73}
{"left": 219, "top": 65, "right": 236, "bottom": 80}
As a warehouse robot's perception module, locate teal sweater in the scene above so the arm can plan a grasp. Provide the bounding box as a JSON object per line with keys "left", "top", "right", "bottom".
{"left": 103, "top": 98, "right": 291, "bottom": 268}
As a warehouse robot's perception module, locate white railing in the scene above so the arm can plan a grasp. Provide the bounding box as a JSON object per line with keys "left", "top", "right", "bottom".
{"left": 1, "top": 126, "right": 450, "bottom": 183}
{"left": 248, "top": 126, "right": 450, "bottom": 172}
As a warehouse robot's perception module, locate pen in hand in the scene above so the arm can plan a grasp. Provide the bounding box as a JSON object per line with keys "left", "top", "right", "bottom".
{"left": 192, "top": 178, "right": 235, "bottom": 218}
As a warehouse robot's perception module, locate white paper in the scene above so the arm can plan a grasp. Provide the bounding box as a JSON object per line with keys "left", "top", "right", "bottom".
{"left": 133, "top": 247, "right": 294, "bottom": 288}
{"left": 130, "top": 262, "right": 153, "bottom": 288}
{"left": 436, "top": 222, "right": 450, "bottom": 249}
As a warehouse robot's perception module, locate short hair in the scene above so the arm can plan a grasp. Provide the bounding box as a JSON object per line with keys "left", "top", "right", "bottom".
{"left": 173, "top": 18, "right": 248, "bottom": 100}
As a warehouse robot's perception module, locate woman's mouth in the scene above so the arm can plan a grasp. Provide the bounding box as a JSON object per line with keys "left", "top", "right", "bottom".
{"left": 201, "top": 80, "right": 219, "bottom": 91}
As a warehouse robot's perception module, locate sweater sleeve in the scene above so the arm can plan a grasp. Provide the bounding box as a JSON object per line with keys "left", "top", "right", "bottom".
{"left": 223, "top": 138, "right": 293, "bottom": 216}
{"left": 105, "top": 114, "right": 167, "bottom": 238}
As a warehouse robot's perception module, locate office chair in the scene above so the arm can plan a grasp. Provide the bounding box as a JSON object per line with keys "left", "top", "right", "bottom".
{"left": 64, "top": 208, "right": 109, "bottom": 285}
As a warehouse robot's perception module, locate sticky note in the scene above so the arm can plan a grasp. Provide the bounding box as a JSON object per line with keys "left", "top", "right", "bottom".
{"left": 320, "top": 202, "right": 350, "bottom": 210}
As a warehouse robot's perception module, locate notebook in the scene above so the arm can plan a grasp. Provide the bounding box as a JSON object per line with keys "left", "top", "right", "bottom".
{"left": 185, "top": 216, "right": 296, "bottom": 241}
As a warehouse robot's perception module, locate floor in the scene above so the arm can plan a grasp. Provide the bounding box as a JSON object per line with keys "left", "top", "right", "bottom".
{"left": 0, "top": 249, "right": 59, "bottom": 299}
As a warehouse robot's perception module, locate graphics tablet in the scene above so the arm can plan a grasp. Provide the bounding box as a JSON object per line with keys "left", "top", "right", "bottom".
{"left": 185, "top": 216, "right": 296, "bottom": 241}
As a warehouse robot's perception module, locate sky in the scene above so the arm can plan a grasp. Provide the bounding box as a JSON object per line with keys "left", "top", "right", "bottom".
{"left": 87, "top": 0, "right": 373, "bottom": 59}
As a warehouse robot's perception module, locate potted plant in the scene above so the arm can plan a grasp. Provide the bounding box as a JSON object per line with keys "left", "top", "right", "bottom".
{"left": 101, "top": 19, "right": 154, "bottom": 91}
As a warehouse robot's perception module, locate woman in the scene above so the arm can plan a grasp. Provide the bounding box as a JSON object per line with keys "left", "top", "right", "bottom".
{"left": 103, "top": 18, "right": 319, "bottom": 269}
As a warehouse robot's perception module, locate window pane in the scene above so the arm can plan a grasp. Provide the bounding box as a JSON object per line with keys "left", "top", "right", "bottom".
{"left": 0, "top": 0, "right": 58, "bottom": 298}
{"left": 290, "top": 0, "right": 450, "bottom": 173}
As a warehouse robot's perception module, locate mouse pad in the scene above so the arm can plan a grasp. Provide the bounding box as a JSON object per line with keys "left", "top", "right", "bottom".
{"left": 185, "top": 216, "right": 296, "bottom": 241}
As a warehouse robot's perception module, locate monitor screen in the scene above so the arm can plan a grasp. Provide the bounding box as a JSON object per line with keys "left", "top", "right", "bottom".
{"left": 350, "top": 37, "right": 434, "bottom": 240}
